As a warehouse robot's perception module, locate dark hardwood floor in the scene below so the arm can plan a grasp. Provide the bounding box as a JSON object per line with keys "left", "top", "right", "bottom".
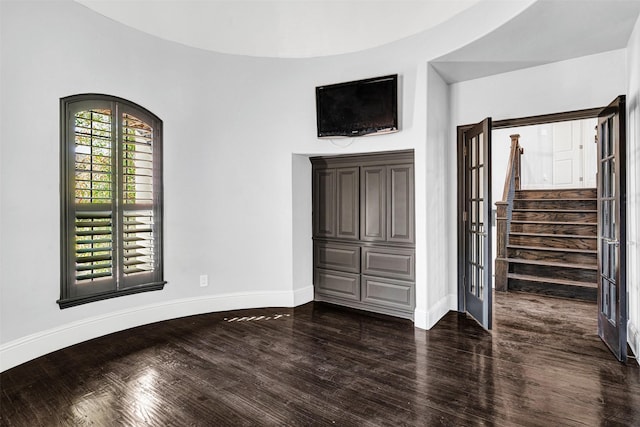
{"left": 2, "top": 292, "right": 639, "bottom": 426}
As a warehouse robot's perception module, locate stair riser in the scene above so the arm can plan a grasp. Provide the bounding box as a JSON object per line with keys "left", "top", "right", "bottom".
{"left": 508, "top": 279, "right": 597, "bottom": 301}
{"left": 515, "top": 189, "right": 597, "bottom": 200}
{"left": 513, "top": 200, "right": 596, "bottom": 210}
{"left": 508, "top": 234, "right": 596, "bottom": 250}
{"left": 512, "top": 211, "right": 597, "bottom": 222}
{"left": 506, "top": 188, "right": 600, "bottom": 300}
{"left": 510, "top": 222, "right": 596, "bottom": 236}
{"left": 511, "top": 263, "right": 597, "bottom": 283}
{"left": 508, "top": 248, "right": 597, "bottom": 265}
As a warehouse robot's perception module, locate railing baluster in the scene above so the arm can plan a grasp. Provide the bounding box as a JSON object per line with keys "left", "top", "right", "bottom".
{"left": 495, "top": 134, "right": 523, "bottom": 291}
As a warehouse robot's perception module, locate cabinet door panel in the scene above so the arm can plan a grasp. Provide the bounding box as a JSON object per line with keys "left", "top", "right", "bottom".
{"left": 313, "top": 169, "right": 336, "bottom": 238}
{"left": 361, "top": 166, "right": 386, "bottom": 241}
{"left": 362, "top": 246, "right": 415, "bottom": 281}
{"left": 314, "top": 243, "right": 360, "bottom": 273}
{"left": 388, "top": 163, "right": 414, "bottom": 243}
{"left": 362, "top": 276, "right": 414, "bottom": 311}
{"left": 336, "top": 167, "right": 359, "bottom": 239}
{"left": 314, "top": 269, "right": 360, "bottom": 301}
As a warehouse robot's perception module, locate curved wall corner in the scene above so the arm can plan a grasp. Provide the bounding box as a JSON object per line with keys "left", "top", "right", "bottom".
{"left": 0, "top": 287, "right": 313, "bottom": 372}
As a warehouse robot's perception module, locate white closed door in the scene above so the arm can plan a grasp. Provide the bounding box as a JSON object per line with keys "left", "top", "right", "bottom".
{"left": 552, "top": 121, "right": 583, "bottom": 188}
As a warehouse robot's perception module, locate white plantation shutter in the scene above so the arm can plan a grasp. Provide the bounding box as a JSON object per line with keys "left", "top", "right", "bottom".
{"left": 121, "top": 113, "right": 156, "bottom": 279}
{"left": 73, "top": 109, "right": 113, "bottom": 204}
{"left": 72, "top": 108, "right": 115, "bottom": 287}
{"left": 60, "top": 95, "right": 164, "bottom": 308}
{"left": 75, "top": 211, "right": 113, "bottom": 281}
{"left": 123, "top": 210, "right": 154, "bottom": 275}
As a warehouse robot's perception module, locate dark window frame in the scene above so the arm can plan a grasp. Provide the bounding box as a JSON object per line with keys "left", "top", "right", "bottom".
{"left": 59, "top": 94, "right": 165, "bottom": 308}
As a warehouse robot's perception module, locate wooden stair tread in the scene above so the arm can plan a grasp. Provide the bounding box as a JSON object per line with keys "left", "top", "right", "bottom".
{"left": 507, "top": 273, "right": 597, "bottom": 288}
{"left": 507, "top": 245, "right": 597, "bottom": 254}
{"left": 504, "top": 188, "right": 599, "bottom": 299}
{"left": 513, "top": 198, "right": 596, "bottom": 201}
{"left": 509, "top": 232, "right": 596, "bottom": 239}
{"left": 513, "top": 209, "right": 596, "bottom": 213}
{"left": 516, "top": 188, "right": 596, "bottom": 191}
{"left": 505, "top": 258, "right": 597, "bottom": 270}
{"left": 515, "top": 189, "right": 596, "bottom": 194}
{"left": 510, "top": 220, "right": 597, "bottom": 226}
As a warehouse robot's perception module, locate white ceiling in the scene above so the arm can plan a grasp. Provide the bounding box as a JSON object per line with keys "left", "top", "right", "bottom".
{"left": 76, "top": 0, "right": 480, "bottom": 58}
{"left": 77, "top": 0, "right": 640, "bottom": 82}
{"left": 432, "top": 0, "right": 640, "bottom": 82}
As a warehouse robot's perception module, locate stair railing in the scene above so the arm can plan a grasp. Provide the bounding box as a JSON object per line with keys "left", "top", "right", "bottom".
{"left": 495, "top": 134, "right": 523, "bottom": 291}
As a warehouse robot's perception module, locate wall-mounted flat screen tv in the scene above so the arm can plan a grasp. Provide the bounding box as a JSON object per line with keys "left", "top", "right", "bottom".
{"left": 316, "top": 74, "right": 398, "bottom": 138}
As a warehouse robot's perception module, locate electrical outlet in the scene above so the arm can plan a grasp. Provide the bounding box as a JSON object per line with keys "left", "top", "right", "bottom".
{"left": 199, "top": 274, "right": 208, "bottom": 287}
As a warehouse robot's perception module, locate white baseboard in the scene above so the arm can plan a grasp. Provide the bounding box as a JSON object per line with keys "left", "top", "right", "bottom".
{"left": 0, "top": 288, "right": 312, "bottom": 373}
{"left": 629, "top": 321, "right": 640, "bottom": 366}
{"left": 414, "top": 293, "right": 456, "bottom": 330}
{"left": 292, "top": 285, "right": 314, "bottom": 306}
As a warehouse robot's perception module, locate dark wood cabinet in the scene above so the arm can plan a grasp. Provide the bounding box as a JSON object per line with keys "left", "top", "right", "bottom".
{"left": 361, "top": 162, "right": 415, "bottom": 244}
{"left": 314, "top": 242, "right": 360, "bottom": 274}
{"left": 313, "top": 168, "right": 336, "bottom": 238}
{"left": 314, "top": 269, "right": 360, "bottom": 301}
{"left": 388, "top": 163, "right": 414, "bottom": 244}
{"left": 313, "top": 166, "right": 360, "bottom": 240}
{"left": 361, "top": 165, "right": 386, "bottom": 241}
{"left": 311, "top": 150, "right": 415, "bottom": 319}
{"left": 336, "top": 167, "right": 359, "bottom": 239}
{"left": 361, "top": 275, "right": 415, "bottom": 311}
{"left": 361, "top": 246, "right": 415, "bottom": 281}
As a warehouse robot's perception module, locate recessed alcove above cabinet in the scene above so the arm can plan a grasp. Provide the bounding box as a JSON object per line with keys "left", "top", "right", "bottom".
{"left": 311, "top": 150, "right": 415, "bottom": 319}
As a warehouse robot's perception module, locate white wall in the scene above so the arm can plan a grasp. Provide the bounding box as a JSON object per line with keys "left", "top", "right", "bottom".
{"left": 0, "top": 1, "right": 317, "bottom": 370}
{"left": 492, "top": 119, "right": 598, "bottom": 195}
{"left": 421, "top": 64, "right": 454, "bottom": 327}
{"left": 449, "top": 49, "right": 627, "bottom": 301}
{"left": 2, "top": 0, "right": 534, "bottom": 371}
{"left": 291, "top": 154, "right": 313, "bottom": 305}
{"left": 626, "top": 14, "right": 640, "bottom": 361}
{"left": 495, "top": 125, "right": 553, "bottom": 190}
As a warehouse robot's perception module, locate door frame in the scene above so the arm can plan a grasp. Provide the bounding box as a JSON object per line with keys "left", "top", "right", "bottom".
{"left": 596, "top": 95, "right": 627, "bottom": 362}
{"left": 457, "top": 106, "right": 609, "bottom": 312}
{"left": 457, "top": 118, "right": 493, "bottom": 329}
{"left": 457, "top": 125, "right": 472, "bottom": 312}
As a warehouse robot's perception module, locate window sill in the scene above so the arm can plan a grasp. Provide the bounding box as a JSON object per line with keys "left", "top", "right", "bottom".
{"left": 57, "top": 282, "right": 166, "bottom": 309}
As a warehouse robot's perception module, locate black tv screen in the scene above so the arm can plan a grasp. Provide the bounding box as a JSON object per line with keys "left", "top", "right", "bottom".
{"left": 316, "top": 74, "right": 398, "bottom": 138}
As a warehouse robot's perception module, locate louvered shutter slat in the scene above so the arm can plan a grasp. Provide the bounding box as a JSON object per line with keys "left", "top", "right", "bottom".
{"left": 76, "top": 247, "right": 112, "bottom": 254}
{"left": 76, "top": 263, "right": 112, "bottom": 272}
{"left": 76, "top": 271, "right": 113, "bottom": 281}
{"left": 76, "top": 254, "right": 112, "bottom": 263}
{"left": 76, "top": 238, "right": 111, "bottom": 245}
{"left": 74, "top": 210, "right": 113, "bottom": 282}
{"left": 73, "top": 108, "right": 115, "bottom": 284}
{"left": 122, "top": 209, "right": 154, "bottom": 276}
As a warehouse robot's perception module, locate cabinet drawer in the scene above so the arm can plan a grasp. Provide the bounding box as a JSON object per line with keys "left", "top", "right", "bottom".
{"left": 361, "top": 247, "right": 414, "bottom": 280}
{"left": 314, "top": 269, "right": 360, "bottom": 301}
{"left": 362, "top": 276, "right": 414, "bottom": 311}
{"left": 314, "top": 243, "right": 360, "bottom": 273}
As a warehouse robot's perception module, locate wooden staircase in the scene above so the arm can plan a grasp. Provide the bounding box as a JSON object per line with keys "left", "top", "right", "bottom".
{"left": 505, "top": 188, "right": 597, "bottom": 301}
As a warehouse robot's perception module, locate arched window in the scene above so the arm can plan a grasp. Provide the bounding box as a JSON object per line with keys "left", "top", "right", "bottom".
{"left": 59, "top": 94, "right": 165, "bottom": 308}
